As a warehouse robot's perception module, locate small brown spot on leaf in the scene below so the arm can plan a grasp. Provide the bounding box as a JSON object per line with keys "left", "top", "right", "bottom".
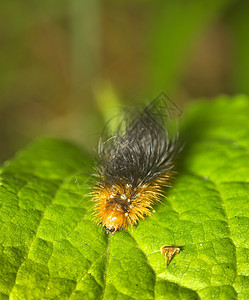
{"left": 160, "top": 245, "right": 180, "bottom": 267}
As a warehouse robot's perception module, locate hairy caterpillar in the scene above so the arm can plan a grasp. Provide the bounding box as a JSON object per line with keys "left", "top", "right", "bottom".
{"left": 92, "top": 95, "right": 180, "bottom": 234}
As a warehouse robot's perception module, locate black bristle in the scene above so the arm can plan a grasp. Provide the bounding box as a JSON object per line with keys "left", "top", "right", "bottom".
{"left": 97, "top": 95, "right": 180, "bottom": 187}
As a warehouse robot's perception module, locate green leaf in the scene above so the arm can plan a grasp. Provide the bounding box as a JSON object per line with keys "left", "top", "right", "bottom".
{"left": 1, "top": 95, "right": 249, "bottom": 299}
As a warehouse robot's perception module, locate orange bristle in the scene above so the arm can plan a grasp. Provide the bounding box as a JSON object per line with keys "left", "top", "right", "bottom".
{"left": 92, "top": 172, "right": 173, "bottom": 233}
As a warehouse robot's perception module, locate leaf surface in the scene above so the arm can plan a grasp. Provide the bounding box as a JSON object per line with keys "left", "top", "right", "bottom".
{"left": 0, "top": 95, "right": 249, "bottom": 299}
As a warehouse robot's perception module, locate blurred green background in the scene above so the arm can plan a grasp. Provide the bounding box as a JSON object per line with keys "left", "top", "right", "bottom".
{"left": 0, "top": 0, "right": 248, "bottom": 162}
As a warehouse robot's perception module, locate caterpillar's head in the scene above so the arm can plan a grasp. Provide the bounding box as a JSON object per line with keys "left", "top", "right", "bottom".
{"left": 101, "top": 206, "right": 127, "bottom": 234}
{"left": 93, "top": 184, "right": 133, "bottom": 234}
{"left": 93, "top": 182, "right": 159, "bottom": 233}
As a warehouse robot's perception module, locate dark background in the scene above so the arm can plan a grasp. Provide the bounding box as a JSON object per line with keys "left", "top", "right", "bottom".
{"left": 0, "top": 0, "right": 248, "bottom": 162}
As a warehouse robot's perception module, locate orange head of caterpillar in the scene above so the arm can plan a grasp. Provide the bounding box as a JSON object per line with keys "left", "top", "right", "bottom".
{"left": 93, "top": 183, "right": 133, "bottom": 234}
{"left": 100, "top": 206, "right": 128, "bottom": 233}
{"left": 93, "top": 181, "right": 164, "bottom": 234}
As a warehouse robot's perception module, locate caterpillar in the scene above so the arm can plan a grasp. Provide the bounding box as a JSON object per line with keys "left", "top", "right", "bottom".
{"left": 92, "top": 95, "right": 180, "bottom": 234}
